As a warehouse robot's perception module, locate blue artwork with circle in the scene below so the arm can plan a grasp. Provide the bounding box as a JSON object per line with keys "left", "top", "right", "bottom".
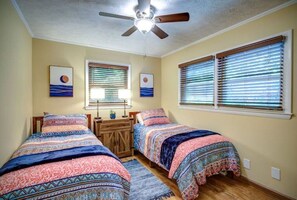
{"left": 50, "top": 66, "right": 73, "bottom": 97}
{"left": 140, "top": 74, "right": 154, "bottom": 97}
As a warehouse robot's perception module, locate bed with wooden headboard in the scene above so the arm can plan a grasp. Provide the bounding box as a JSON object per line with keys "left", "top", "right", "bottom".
{"left": 32, "top": 114, "right": 92, "bottom": 133}
{"left": 129, "top": 111, "right": 140, "bottom": 125}
{"left": 128, "top": 110, "right": 240, "bottom": 199}
{"left": 0, "top": 113, "right": 130, "bottom": 199}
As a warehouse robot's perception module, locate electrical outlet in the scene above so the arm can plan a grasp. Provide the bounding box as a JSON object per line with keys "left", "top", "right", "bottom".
{"left": 243, "top": 158, "right": 251, "bottom": 169}
{"left": 271, "top": 167, "right": 281, "bottom": 180}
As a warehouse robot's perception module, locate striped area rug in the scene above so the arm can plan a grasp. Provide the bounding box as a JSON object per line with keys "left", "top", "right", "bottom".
{"left": 123, "top": 159, "right": 175, "bottom": 200}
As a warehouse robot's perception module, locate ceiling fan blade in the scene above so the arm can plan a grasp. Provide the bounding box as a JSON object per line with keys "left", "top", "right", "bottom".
{"left": 99, "top": 12, "right": 134, "bottom": 21}
{"left": 151, "top": 25, "right": 168, "bottom": 39}
{"left": 155, "top": 12, "right": 190, "bottom": 23}
{"left": 122, "top": 26, "right": 138, "bottom": 36}
{"left": 138, "top": 0, "right": 151, "bottom": 15}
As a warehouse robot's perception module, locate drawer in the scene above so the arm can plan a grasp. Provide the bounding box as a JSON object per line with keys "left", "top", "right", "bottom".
{"left": 99, "top": 121, "right": 131, "bottom": 131}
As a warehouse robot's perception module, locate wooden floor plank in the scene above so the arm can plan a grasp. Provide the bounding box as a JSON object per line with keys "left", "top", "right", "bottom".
{"left": 122, "top": 153, "right": 291, "bottom": 200}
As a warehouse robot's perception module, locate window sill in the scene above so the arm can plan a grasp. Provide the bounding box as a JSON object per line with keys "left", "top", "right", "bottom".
{"left": 84, "top": 105, "right": 132, "bottom": 110}
{"left": 178, "top": 105, "right": 293, "bottom": 120}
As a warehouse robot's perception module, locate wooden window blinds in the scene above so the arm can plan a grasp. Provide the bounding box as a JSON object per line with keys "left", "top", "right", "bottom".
{"left": 179, "top": 56, "right": 215, "bottom": 105}
{"left": 88, "top": 62, "right": 128, "bottom": 106}
{"left": 216, "top": 35, "right": 285, "bottom": 110}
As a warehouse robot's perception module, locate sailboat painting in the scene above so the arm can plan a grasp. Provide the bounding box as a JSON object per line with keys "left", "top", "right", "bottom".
{"left": 140, "top": 73, "right": 154, "bottom": 97}
{"left": 50, "top": 66, "right": 73, "bottom": 97}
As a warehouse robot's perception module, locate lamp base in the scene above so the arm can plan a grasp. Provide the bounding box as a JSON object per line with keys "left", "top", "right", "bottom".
{"left": 122, "top": 115, "right": 128, "bottom": 118}
{"left": 94, "top": 117, "right": 101, "bottom": 120}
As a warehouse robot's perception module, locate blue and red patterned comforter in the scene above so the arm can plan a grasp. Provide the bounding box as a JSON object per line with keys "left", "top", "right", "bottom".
{"left": 0, "top": 130, "right": 130, "bottom": 199}
{"left": 134, "top": 123, "right": 240, "bottom": 200}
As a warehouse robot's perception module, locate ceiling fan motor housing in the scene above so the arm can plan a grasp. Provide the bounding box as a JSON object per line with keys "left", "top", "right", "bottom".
{"left": 135, "top": 8, "right": 154, "bottom": 19}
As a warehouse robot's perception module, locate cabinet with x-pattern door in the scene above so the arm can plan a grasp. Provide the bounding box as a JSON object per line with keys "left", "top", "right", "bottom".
{"left": 94, "top": 118, "right": 134, "bottom": 158}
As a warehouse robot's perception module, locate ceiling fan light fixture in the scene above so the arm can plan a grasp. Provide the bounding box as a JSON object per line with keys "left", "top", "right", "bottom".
{"left": 134, "top": 18, "right": 155, "bottom": 34}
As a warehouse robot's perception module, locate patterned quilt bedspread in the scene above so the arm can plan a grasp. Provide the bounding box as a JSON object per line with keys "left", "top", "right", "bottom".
{"left": 0, "top": 130, "right": 130, "bottom": 200}
{"left": 134, "top": 123, "right": 240, "bottom": 200}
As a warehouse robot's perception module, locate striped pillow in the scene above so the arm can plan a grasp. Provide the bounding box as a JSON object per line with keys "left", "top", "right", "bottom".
{"left": 42, "top": 125, "right": 88, "bottom": 134}
{"left": 42, "top": 114, "right": 88, "bottom": 134}
{"left": 140, "top": 108, "right": 170, "bottom": 126}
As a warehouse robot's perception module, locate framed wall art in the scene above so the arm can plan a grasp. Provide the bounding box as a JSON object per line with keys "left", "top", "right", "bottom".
{"left": 140, "top": 73, "right": 154, "bottom": 97}
{"left": 49, "top": 65, "right": 73, "bottom": 97}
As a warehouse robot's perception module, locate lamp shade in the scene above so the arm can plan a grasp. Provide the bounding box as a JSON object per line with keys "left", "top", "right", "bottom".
{"left": 118, "top": 89, "right": 131, "bottom": 99}
{"left": 90, "top": 88, "right": 105, "bottom": 100}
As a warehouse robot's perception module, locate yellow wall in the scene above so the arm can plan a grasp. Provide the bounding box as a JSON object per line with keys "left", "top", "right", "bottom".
{"left": 0, "top": 0, "right": 32, "bottom": 166}
{"left": 161, "top": 4, "right": 297, "bottom": 199}
{"left": 32, "top": 39, "right": 161, "bottom": 124}
{"left": 3, "top": 0, "right": 296, "bottom": 198}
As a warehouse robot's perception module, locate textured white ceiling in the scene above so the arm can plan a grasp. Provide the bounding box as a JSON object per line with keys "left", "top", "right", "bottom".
{"left": 15, "top": 0, "right": 290, "bottom": 57}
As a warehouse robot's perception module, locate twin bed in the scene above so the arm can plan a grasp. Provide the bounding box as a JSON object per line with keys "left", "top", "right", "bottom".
{"left": 129, "top": 109, "right": 240, "bottom": 200}
{"left": 0, "top": 114, "right": 130, "bottom": 199}
{"left": 0, "top": 109, "right": 240, "bottom": 200}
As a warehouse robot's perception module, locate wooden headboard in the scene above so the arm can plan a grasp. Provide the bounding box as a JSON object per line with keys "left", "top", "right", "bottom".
{"left": 33, "top": 114, "right": 92, "bottom": 133}
{"left": 129, "top": 112, "right": 140, "bottom": 125}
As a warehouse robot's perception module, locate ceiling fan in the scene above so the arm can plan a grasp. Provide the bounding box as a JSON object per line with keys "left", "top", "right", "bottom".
{"left": 99, "top": 0, "right": 190, "bottom": 39}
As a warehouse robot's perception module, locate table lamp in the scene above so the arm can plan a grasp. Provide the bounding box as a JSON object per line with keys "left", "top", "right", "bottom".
{"left": 90, "top": 88, "right": 105, "bottom": 119}
{"left": 118, "top": 89, "right": 131, "bottom": 118}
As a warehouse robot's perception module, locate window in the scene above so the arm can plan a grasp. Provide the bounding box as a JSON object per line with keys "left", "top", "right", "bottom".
{"left": 179, "top": 56, "right": 215, "bottom": 105}
{"left": 86, "top": 61, "right": 130, "bottom": 108}
{"left": 179, "top": 31, "right": 292, "bottom": 119}
{"left": 217, "top": 36, "right": 285, "bottom": 111}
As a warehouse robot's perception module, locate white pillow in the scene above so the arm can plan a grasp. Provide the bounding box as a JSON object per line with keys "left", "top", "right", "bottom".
{"left": 136, "top": 113, "right": 144, "bottom": 125}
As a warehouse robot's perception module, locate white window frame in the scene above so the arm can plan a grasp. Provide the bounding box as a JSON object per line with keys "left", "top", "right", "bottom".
{"left": 178, "top": 30, "right": 292, "bottom": 119}
{"left": 84, "top": 59, "right": 132, "bottom": 110}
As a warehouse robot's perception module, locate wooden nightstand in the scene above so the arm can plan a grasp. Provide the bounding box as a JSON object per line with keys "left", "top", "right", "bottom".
{"left": 93, "top": 118, "right": 134, "bottom": 158}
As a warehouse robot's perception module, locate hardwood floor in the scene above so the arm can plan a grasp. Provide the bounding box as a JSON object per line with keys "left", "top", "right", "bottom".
{"left": 122, "top": 153, "right": 290, "bottom": 200}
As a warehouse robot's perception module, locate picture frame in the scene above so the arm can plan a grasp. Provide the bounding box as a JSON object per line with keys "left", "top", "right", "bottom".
{"left": 49, "top": 65, "right": 73, "bottom": 97}
{"left": 140, "top": 73, "right": 154, "bottom": 97}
